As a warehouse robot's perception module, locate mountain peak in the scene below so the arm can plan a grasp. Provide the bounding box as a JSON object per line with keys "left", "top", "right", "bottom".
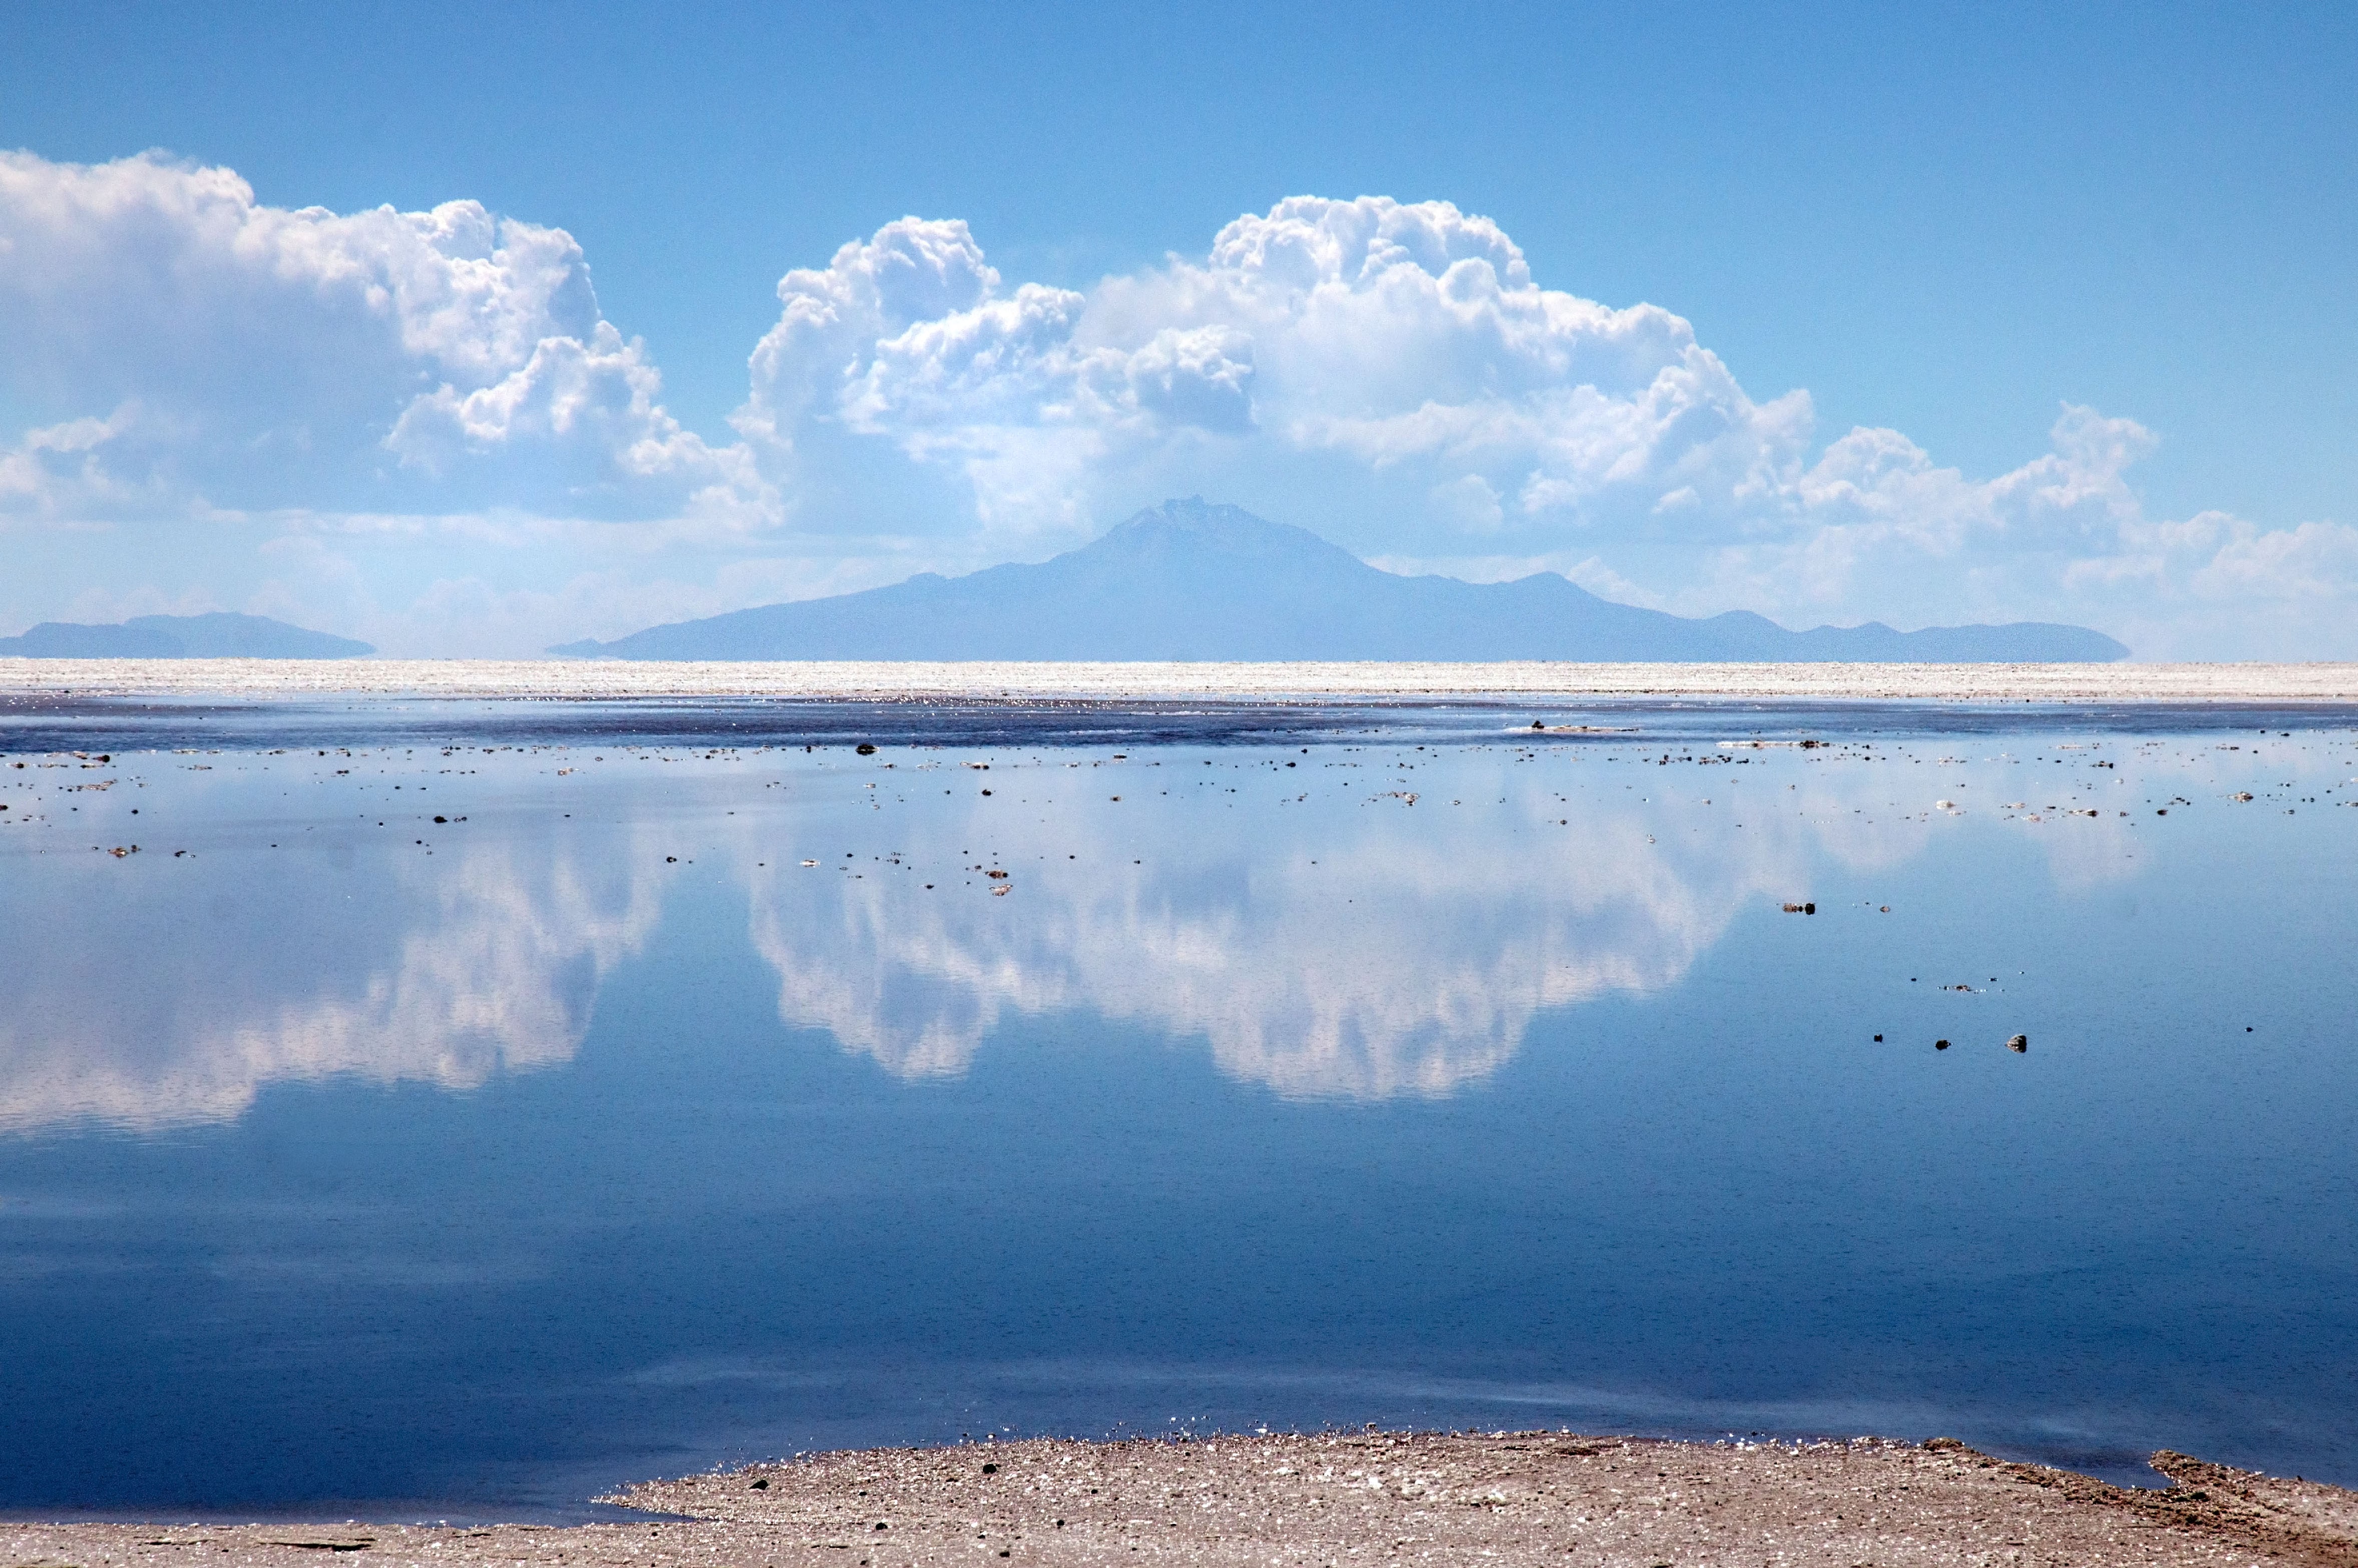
{"left": 1087, "top": 498, "right": 1370, "bottom": 570}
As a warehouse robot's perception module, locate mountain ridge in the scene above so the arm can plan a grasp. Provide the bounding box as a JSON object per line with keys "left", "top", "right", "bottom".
{"left": 552, "top": 499, "right": 2129, "bottom": 663}
{"left": 0, "top": 612, "right": 373, "bottom": 659}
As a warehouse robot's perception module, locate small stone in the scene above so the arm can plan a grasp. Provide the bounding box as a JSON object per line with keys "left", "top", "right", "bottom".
{"left": 1935, "top": 1039, "right": 1950, "bottom": 1051}
{"left": 750, "top": 1478, "right": 768, "bottom": 1490}
{"left": 856, "top": 743, "right": 877, "bottom": 755}
{"left": 2008, "top": 1034, "right": 2028, "bottom": 1052}
{"left": 982, "top": 1463, "right": 998, "bottom": 1473}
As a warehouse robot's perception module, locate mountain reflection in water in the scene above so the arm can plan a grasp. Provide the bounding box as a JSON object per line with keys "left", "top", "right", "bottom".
{"left": 5, "top": 721, "right": 2358, "bottom": 1510}
{"left": 0, "top": 736, "right": 2161, "bottom": 1127}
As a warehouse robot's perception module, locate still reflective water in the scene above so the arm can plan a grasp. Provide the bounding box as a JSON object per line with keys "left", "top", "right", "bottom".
{"left": 1, "top": 700, "right": 2354, "bottom": 1515}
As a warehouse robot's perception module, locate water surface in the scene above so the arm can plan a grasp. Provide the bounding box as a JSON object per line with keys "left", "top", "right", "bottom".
{"left": 2, "top": 699, "right": 2353, "bottom": 1514}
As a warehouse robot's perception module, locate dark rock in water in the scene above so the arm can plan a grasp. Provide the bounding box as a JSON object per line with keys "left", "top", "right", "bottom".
{"left": 548, "top": 499, "right": 2131, "bottom": 662}
{"left": 856, "top": 742, "right": 878, "bottom": 755}
{"left": 2008, "top": 1034, "right": 2029, "bottom": 1053}
{"left": 0, "top": 611, "right": 371, "bottom": 659}
{"left": 1935, "top": 1039, "right": 1951, "bottom": 1051}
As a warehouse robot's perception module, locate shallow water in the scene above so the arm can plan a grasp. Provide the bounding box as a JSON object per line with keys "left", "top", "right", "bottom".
{"left": 2, "top": 700, "right": 2354, "bottom": 1515}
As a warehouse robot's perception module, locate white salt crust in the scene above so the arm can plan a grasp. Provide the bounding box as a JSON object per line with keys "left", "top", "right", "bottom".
{"left": 4, "top": 658, "right": 2356, "bottom": 702}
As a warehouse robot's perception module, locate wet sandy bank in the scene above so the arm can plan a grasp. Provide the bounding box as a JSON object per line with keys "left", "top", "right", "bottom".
{"left": 10, "top": 1432, "right": 2355, "bottom": 1567}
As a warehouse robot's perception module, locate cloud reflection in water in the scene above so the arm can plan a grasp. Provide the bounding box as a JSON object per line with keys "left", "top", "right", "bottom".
{"left": 0, "top": 742, "right": 2154, "bottom": 1130}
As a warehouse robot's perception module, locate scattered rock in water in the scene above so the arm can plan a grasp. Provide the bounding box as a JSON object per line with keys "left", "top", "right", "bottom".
{"left": 1935, "top": 1039, "right": 1951, "bottom": 1051}
{"left": 2233, "top": 792, "right": 2253, "bottom": 801}
{"left": 1873, "top": 1034, "right": 1884, "bottom": 1042}
{"left": 1779, "top": 901, "right": 1816, "bottom": 914}
{"left": 856, "top": 743, "right": 877, "bottom": 755}
{"left": 2008, "top": 1034, "right": 2029, "bottom": 1053}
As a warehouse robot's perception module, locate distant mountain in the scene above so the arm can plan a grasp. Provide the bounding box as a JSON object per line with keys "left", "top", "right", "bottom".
{"left": 0, "top": 612, "right": 373, "bottom": 659}
{"left": 552, "top": 499, "right": 2128, "bottom": 663}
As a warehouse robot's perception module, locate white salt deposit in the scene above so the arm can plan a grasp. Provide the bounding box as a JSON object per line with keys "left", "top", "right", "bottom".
{"left": 1, "top": 657, "right": 2355, "bottom": 702}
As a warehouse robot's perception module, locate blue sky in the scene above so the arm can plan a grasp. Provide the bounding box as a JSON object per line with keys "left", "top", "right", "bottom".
{"left": 2, "top": 0, "right": 2353, "bottom": 656}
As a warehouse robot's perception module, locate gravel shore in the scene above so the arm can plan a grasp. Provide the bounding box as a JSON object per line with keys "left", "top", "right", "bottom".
{"left": 10, "top": 1433, "right": 2355, "bottom": 1567}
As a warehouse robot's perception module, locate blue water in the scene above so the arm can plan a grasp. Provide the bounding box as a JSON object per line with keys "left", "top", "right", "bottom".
{"left": 1, "top": 699, "right": 2354, "bottom": 1516}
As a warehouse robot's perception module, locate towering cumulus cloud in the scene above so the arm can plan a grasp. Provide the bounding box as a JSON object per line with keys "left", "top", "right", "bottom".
{"left": 0, "top": 152, "right": 744, "bottom": 524}
{"left": 0, "top": 156, "right": 2349, "bottom": 655}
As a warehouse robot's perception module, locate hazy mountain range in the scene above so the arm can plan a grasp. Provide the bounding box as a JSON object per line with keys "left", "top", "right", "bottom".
{"left": 0, "top": 612, "right": 373, "bottom": 659}
{"left": 554, "top": 499, "right": 2129, "bottom": 662}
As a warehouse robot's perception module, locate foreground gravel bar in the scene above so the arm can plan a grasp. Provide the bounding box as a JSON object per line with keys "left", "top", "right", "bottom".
{"left": 11, "top": 1433, "right": 2356, "bottom": 1567}
{"left": 4, "top": 657, "right": 2358, "bottom": 702}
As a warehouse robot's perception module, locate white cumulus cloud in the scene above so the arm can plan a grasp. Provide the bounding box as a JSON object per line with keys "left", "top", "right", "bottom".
{"left": 0, "top": 151, "right": 746, "bottom": 526}
{"left": 1, "top": 161, "right": 2351, "bottom": 656}
{"left": 732, "top": 195, "right": 2358, "bottom": 656}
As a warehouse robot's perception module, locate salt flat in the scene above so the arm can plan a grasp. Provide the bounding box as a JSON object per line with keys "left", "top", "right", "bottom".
{"left": 3, "top": 657, "right": 2357, "bottom": 702}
